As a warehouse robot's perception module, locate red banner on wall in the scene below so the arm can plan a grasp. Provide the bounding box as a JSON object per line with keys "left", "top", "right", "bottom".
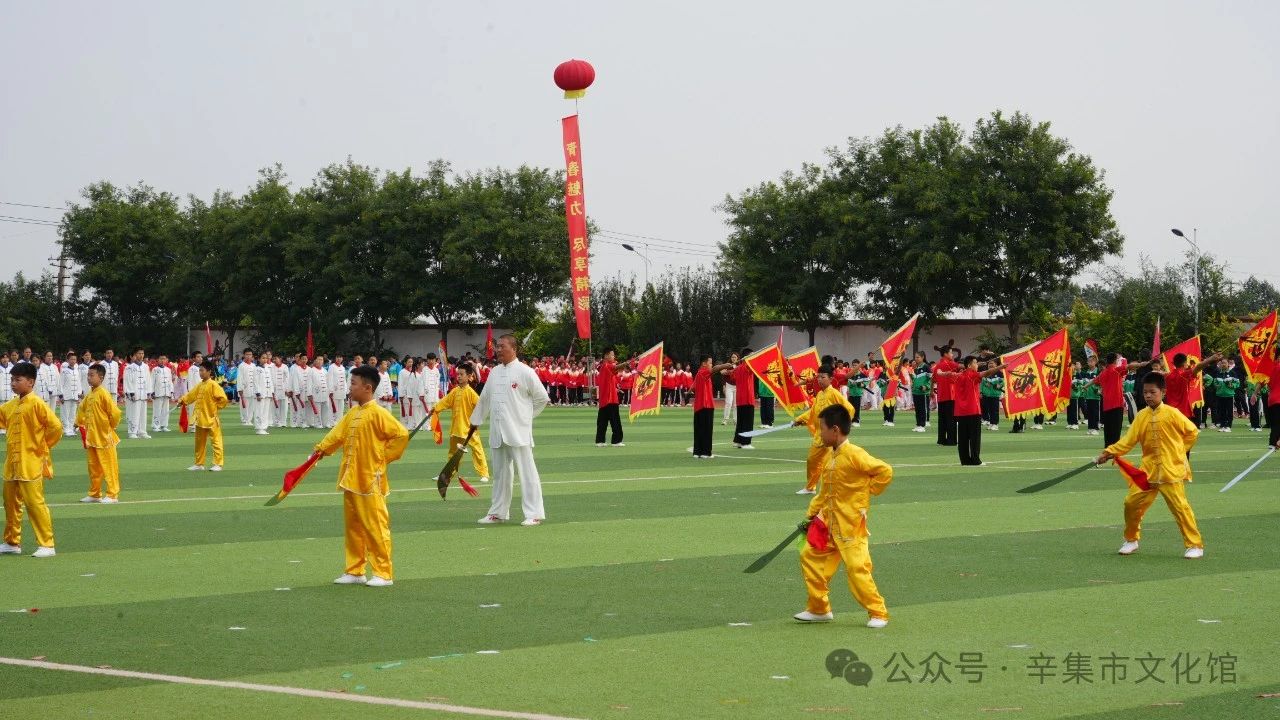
{"left": 562, "top": 115, "right": 591, "bottom": 340}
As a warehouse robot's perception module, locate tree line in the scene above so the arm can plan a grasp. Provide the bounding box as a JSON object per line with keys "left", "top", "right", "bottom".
{"left": 30, "top": 159, "right": 572, "bottom": 355}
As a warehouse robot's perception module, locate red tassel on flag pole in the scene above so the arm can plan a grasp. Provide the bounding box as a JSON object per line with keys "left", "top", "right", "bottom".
{"left": 458, "top": 477, "right": 479, "bottom": 497}
{"left": 265, "top": 451, "right": 323, "bottom": 506}
{"left": 306, "top": 323, "right": 315, "bottom": 359}
{"left": 1113, "top": 456, "right": 1151, "bottom": 491}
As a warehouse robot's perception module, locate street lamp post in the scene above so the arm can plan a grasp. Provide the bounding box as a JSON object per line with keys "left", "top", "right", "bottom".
{"left": 621, "top": 243, "right": 652, "bottom": 288}
{"left": 1171, "top": 228, "right": 1199, "bottom": 336}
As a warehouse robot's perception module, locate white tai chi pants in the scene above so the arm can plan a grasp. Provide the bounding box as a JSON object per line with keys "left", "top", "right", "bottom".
{"left": 252, "top": 397, "right": 272, "bottom": 432}
{"left": 238, "top": 394, "right": 251, "bottom": 424}
{"left": 60, "top": 400, "right": 79, "bottom": 435}
{"left": 127, "top": 398, "right": 148, "bottom": 436}
{"left": 152, "top": 397, "right": 170, "bottom": 430}
{"left": 271, "top": 398, "right": 286, "bottom": 427}
{"left": 486, "top": 444, "right": 545, "bottom": 521}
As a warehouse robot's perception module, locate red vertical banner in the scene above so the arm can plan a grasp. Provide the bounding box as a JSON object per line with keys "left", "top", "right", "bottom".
{"left": 562, "top": 115, "right": 591, "bottom": 340}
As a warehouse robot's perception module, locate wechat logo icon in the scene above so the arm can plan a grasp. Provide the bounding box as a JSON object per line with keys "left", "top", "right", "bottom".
{"left": 826, "top": 648, "right": 873, "bottom": 686}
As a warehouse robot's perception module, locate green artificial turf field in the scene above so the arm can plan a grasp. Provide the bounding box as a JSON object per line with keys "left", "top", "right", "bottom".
{"left": 1, "top": 404, "right": 1278, "bottom": 719}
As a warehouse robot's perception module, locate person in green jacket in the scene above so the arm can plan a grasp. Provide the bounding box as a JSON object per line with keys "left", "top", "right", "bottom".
{"left": 980, "top": 364, "right": 1004, "bottom": 430}
{"left": 910, "top": 354, "right": 932, "bottom": 433}
{"left": 1209, "top": 358, "right": 1241, "bottom": 432}
{"left": 846, "top": 358, "right": 868, "bottom": 428}
{"left": 1078, "top": 356, "right": 1102, "bottom": 435}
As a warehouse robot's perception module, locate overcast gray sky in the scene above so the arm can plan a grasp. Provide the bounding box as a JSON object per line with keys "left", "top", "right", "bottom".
{"left": 2, "top": 1, "right": 1277, "bottom": 296}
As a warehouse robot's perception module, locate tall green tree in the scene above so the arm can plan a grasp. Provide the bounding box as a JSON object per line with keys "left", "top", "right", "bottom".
{"left": 60, "top": 182, "right": 184, "bottom": 329}
{"left": 961, "top": 111, "right": 1124, "bottom": 341}
{"left": 828, "top": 118, "right": 980, "bottom": 336}
{"left": 719, "top": 164, "right": 856, "bottom": 346}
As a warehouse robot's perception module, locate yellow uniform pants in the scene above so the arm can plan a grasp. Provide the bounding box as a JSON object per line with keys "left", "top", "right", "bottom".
{"left": 450, "top": 433, "right": 489, "bottom": 479}
{"left": 86, "top": 447, "right": 121, "bottom": 500}
{"left": 194, "top": 426, "right": 224, "bottom": 466}
{"left": 800, "top": 534, "right": 887, "bottom": 620}
{"left": 804, "top": 442, "right": 825, "bottom": 491}
{"left": 343, "top": 490, "right": 393, "bottom": 580}
{"left": 3, "top": 479, "right": 55, "bottom": 548}
{"left": 1123, "top": 481, "right": 1203, "bottom": 548}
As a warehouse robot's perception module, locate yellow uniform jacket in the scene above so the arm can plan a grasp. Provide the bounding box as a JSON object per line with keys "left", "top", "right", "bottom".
{"left": 0, "top": 393, "right": 64, "bottom": 481}
{"left": 1104, "top": 403, "right": 1199, "bottom": 483}
{"left": 76, "top": 385, "right": 122, "bottom": 448}
{"left": 796, "top": 386, "right": 856, "bottom": 445}
{"left": 806, "top": 441, "right": 893, "bottom": 543}
{"left": 434, "top": 385, "right": 480, "bottom": 438}
{"left": 180, "top": 379, "right": 229, "bottom": 429}
{"left": 316, "top": 400, "right": 410, "bottom": 496}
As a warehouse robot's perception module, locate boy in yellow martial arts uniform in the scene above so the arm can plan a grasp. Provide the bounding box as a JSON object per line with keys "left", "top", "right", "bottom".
{"left": 1097, "top": 372, "right": 1205, "bottom": 558}
{"left": 792, "top": 364, "right": 855, "bottom": 495}
{"left": 425, "top": 362, "right": 488, "bottom": 482}
{"left": 76, "top": 363, "right": 123, "bottom": 503}
{"left": 0, "top": 362, "right": 63, "bottom": 557}
{"left": 319, "top": 365, "right": 409, "bottom": 587}
{"left": 179, "top": 360, "right": 229, "bottom": 472}
{"left": 795, "top": 404, "right": 893, "bottom": 627}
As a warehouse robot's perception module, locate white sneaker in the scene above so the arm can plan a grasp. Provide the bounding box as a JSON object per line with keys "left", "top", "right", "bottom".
{"left": 80, "top": 496, "right": 101, "bottom": 503}
{"left": 477, "top": 515, "right": 506, "bottom": 524}
{"left": 256, "top": 430, "right": 269, "bottom": 435}
{"left": 0, "top": 543, "right": 21, "bottom": 555}
{"left": 795, "top": 488, "right": 816, "bottom": 495}
{"left": 596, "top": 443, "right": 606, "bottom": 447}
{"left": 188, "top": 465, "right": 205, "bottom": 471}
{"left": 611, "top": 442, "right": 625, "bottom": 447}
{"left": 520, "top": 518, "right": 543, "bottom": 527}
{"left": 210, "top": 465, "right": 223, "bottom": 472}
{"left": 333, "top": 573, "right": 367, "bottom": 585}
{"left": 866, "top": 617, "right": 889, "bottom": 629}
{"left": 739, "top": 444, "right": 755, "bottom": 450}
{"left": 1222, "top": 428, "right": 1232, "bottom": 433}
{"left": 128, "top": 434, "right": 138, "bottom": 440}
{"left": 885, "top": 421, "right": 895, "bottom": 427}
{"left": 478, "top": 477, "right": 490, "bottom": 483}
{"left": 793, "top": 610, "right": 833, "bottom": 623}
{"left": 912, "top": 427, "right": 925, "bottom": 432}
{"left": 32, "top": 546, "right": 56, "bottom": 558}
{"left": 1088, "top": 430, "right": 1099, "bottom": 436}
{"left": 1033, "top": 425, "right": 1044, "bottom": 430}
{"left": 853, "top": 423, "right": 861, "bottom": 428}
{"left": 924, "top": 422, "right": 930, "bottom": 428}
{"left": 1184, "top": 547, "right": 1204, "bottom": 559}
{"left": 100, "top": 497, "right": 119, "bottom": 504}
{"left": 1118, "top": 541, "right": 1140, "bottom": 555}
{"left": 366, "top": 576, "right": 394, "bottom": 587}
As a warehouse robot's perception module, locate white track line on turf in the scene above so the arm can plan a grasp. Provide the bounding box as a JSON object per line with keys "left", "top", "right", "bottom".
{"left": 47, "top": 471, "right": 801, "bottom": 508}
{"left": 47, "top": 447, "right": 1266, "bottom": 509}
{"left": 0, "top": 657, "right": 584, "bottom": 720}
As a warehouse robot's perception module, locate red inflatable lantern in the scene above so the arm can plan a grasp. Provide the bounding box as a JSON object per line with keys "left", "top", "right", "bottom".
{"left": 554, "top": 59, "right": 595, "bottom": 99}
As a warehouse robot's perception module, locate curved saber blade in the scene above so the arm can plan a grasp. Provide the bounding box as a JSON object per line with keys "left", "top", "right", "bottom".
{"left": 1220, "top": 447, "right": 1276, "bottom": 493}
{"left": 744, "top": 526, "right": 806, "bottom": 573}
{"left": 1016, "top": 461, "right": 1098, "bottom": 494}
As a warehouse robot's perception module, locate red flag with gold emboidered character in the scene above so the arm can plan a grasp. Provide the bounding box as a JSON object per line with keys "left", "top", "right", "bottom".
{"left": 744, "top": 345, "right": 807, "bottom": 413}
{"left": 1238, "top": 310, "right": 1277, "bottom": 383}
{"left": 628, "top": 342, "right": 663, "bottom": 421}
{"left": 1031, "top": 328, "right": 1072, "bottom": 415}
{"left": 1000, "top": 344, "right": 1047, "bottom": 420}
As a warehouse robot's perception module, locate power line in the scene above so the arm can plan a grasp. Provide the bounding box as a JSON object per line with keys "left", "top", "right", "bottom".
{"left": 596, "top": 226, "right": 721, "bottom": 251}
{"left": 593, "top": 231, "right": 721, "bottom": 258}
{"left": 0, "top": 200, "right": 67, "bottom": 211}
{"left": 0, "top": 215, "right": 60, "bottom": 227}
